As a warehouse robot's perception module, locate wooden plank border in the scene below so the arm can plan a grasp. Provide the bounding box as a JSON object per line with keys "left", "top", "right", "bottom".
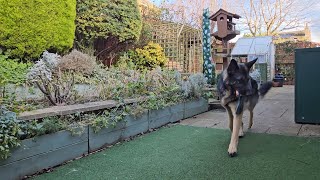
{"left": 18, "top": 98, "right": 143, "bottom": 121}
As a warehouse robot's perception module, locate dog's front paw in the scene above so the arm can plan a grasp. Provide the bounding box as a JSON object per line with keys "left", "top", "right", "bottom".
{"left": 228, "top": 144, "right": 238, "bottom": 157}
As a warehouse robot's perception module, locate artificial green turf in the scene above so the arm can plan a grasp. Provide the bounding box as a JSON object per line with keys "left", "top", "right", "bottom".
{"left": 34, "top": 125, "right": 320, "bottom": 180}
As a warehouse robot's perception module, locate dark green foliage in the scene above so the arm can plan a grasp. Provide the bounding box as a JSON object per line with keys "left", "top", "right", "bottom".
{"left": 0, "top": 106, "right": 20, "bottom": 159}
{"left": 0, "top": 0, "right": 76, "bottom": 60}
{"left": 19, "top": 117, "right": 67, "bottom": 139}
{"left": 135, "top": 22, "right": 153, "bottom": 48}
{"left": 75, "top": 0, "right": 142, "bottom": 62}
{"left": 76, "top": 0, "right": 142, "bottom": 44}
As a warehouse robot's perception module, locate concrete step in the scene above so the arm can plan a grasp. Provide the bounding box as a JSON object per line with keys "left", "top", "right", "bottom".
{"left": 208, "top": 99, "right": 224, "bottom": 110}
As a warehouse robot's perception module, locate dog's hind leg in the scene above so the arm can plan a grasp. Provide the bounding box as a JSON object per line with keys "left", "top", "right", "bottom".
{"left": 248, "top": 110, "right": 253, "bottom": 129}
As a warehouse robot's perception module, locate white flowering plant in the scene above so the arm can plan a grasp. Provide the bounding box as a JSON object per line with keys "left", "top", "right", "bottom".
{"left": 27, "top": 51, "right": 60, "bottom": 81}
{"left": 26, "top": 51, "right": 75, "bottom": 106}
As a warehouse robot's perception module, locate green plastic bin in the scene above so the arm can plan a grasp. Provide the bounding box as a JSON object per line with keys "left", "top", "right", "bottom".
{"left": 295, "top": 47, "right": 320, "bottom": 124}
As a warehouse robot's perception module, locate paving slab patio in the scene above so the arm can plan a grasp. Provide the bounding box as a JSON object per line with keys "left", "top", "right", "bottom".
{"left": 181, "top": 86, "right": 320, "bottom": 137}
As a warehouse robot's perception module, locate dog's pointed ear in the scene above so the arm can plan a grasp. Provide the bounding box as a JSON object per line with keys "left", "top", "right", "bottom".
{"left": 246, "top": 58, "right": 258, "bottom": 70}
{"left": 227, "top": 59, "right": 239, "bottom": 74}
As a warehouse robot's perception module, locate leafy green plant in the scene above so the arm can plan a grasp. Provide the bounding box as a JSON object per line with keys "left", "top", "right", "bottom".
{"left": 0, "top": 52, "right": 35, "bottom": 113}
{"left": 19, "top": 117, "right": 67, "bottom": 140}
{"left": 0, "top": 0, "right": 76, "bottom": 60}
{"left": 0, "top": 53, "right": 31, "bottom": 86}
{"left": 0, "top": 106, "right": 21, "bottom": 159}
{"left": 35, "top": 117, "right": 67, "bottom": 136}
{"left": 0, "top": 91, "right": 41, "bottom": 113}
{"left": 91, "top": 104, "right": 130, "bottom": 133}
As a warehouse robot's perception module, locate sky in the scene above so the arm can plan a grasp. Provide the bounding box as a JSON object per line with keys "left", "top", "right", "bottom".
{"left": 152, "top": 0, "right": 320, "bottom": 42}
{"left": 308, "top": 2, "right": 320, "bottom": 42}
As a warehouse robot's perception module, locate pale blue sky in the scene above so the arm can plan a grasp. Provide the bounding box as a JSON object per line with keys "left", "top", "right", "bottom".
{"left": 151, "top": 0, "right": 320, "bottom": 42}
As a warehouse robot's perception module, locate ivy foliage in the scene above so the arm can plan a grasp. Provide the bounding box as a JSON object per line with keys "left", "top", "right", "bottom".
{"left": 75, "top": 0, "right": 142, "bottom": 47}
{"left": 0, "top": 106, "right": 21, "bottom": 159}
{"left": 0, "top": 0, "right": 76, "bottom": 60}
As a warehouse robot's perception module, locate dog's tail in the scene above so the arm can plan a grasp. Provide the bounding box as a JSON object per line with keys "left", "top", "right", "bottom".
{"left": 259, "top": 81, "right": 273, "bottom": 98}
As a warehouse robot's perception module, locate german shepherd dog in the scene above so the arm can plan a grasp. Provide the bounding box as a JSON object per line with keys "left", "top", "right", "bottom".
{"left": 217, "top": 58, "right": 272, "bottom": 157}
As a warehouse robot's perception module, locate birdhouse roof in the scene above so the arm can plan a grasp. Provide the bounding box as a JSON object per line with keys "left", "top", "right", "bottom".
{"left": 209, "top": 8, "right": 241, "bottom": 21}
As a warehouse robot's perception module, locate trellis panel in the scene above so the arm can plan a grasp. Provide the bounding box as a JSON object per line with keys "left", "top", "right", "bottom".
{"left": 151, "top": 22, "right": 203, "bottom": 73}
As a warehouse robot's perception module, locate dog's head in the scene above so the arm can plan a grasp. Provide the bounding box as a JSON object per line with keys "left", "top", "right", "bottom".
{"left": 226, "top": 58, "right": 258, "bottom": 96}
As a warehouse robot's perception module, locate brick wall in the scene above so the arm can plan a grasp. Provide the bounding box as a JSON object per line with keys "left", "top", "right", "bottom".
{"left": 276, "top": 41, "right": 320, "bottom": 85}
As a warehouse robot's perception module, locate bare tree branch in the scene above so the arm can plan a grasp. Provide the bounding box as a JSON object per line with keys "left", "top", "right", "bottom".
{"left": 159, "top": 0, "right": 217, "bottom": 28}
{"left": 236, "top": 0, "right": 318, "bottom": 36}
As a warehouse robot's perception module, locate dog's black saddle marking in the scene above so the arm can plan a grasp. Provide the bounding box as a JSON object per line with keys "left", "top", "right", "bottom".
{"left": 236, "top": 96, "right": 244, "bottom": 115}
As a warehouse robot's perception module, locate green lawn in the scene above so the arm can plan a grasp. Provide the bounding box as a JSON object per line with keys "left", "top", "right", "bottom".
{"left": 34, "top": 125, "right": 320, "bottom": 180}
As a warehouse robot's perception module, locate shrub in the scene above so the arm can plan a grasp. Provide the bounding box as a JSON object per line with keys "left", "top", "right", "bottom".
{"left": 178, "top": 73, "right": 207, "bottom": 98}
{"left": 75, "top": 0, "right": 142, "bottom": 62}
{"left": 97, "top": 67, "right": 181, "bottom": 101}
{"left": 58, "top": 50, "right": 97, "bottom": 76}
{"left": 27, "top": 51, "right": 75, "bottom": 106}
{"left": 115, "top": 52, "right": 136, "bottom": 70}
{"left": 27, "top": 51, "right": 60, "bottom": 82}
{"left": 0, "top": 52, "right": 31, "bottom": 86}
{"left": 120, "top": 42, "right": 168, "bottom": 70}
{"left": 76, "top": 0, "right": 142, "bottom": 43}
{"left": 0, "top": 0, "right": 76, "bottom": 60}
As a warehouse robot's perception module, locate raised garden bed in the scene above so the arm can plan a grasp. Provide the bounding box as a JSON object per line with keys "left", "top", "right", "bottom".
{"left": 0, "top": 129, "right": 88, "bottom": 180}
{"left": 0, "top": 98, "right": 208, "bottom": 180}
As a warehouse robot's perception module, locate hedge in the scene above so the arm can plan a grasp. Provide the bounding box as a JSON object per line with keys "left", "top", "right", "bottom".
{"left": 0, "top": 0, "right": 76, "bottom": 60}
